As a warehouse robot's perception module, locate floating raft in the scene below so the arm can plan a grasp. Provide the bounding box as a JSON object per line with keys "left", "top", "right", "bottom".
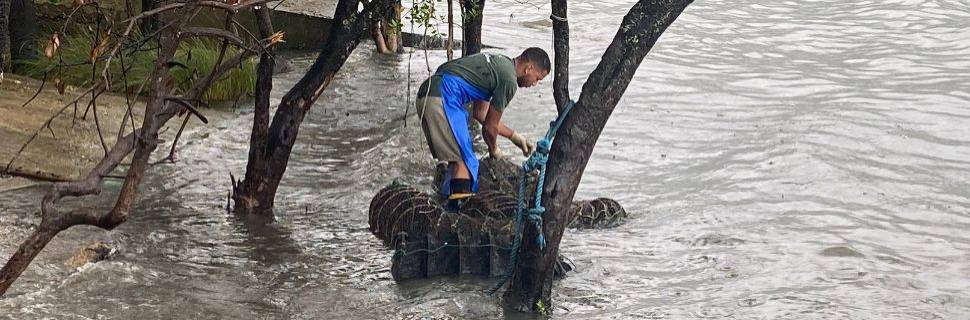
{"left": 368, "top": 158, "right": 629, "bottom": 281}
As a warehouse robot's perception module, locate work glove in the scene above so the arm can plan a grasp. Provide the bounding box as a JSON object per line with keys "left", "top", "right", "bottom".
{"left": 489, "top": 145, "right": 505, "bottom": 159}
{"left": 509, "top": 132, "right": 536, "bottom": 157}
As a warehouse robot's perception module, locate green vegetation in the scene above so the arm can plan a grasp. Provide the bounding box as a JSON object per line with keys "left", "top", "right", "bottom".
{"left": 22, "top": 34, "right": 256, "bottom": 102}
{"left": 535, "top": 299, "right": 549, "bottom": 316}
{"left": 171, "top": 39, "right": 257, "bottom": 101}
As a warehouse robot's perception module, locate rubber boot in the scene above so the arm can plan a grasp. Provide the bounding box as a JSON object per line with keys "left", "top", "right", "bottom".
{"left": 445, "top": 179, "right": 473, "bottom": 212}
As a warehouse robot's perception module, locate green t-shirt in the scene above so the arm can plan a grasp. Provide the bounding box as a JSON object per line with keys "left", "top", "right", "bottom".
{"left": 417, "top": 53, "right": 518, "bottom": 112}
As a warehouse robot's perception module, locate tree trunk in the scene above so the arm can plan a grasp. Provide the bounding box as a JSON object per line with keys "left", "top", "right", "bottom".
{"left": 1, "top": 0, "right": 9, "bottom": 75}
{"left": 382, "top": 1, "right": 403, "bottom": 54}
{"left": 232, "top": 0, "right": 396, "bottom": 215}
{"left": 460, "top": 0, "right": 484, "bottom": 56}
{"left": 372, "top": 18, "right": 391, "bottom": 54}
{"left": 0, "top": 223, "right": 58, "bottom": 294}
{"left": 9, "top": 0, "right": 36, "bottom": 74}
{"left": 550, "top": 0, "right": 569, "bottom": 112}
{"left": 233, "top": 6, "right": 276, "bottom": 213}
{"left": 503, "top": 0, "right": 694, "bottom": 313}
{"left": 393, "top": 2, "right": 404, "bottom": 53}
{"left": 446, "top": 0, "right": 454, "bottom": 60}
{"left": 140, "top": 0, "right": 158, "bottom": 34}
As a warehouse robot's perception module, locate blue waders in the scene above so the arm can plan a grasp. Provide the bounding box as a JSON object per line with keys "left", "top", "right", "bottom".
{"left": 437, "top": 73, "right": 491, "bottom": 197}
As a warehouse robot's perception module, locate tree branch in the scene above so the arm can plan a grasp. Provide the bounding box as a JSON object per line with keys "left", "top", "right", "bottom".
{"left": 1, "top": 3, "right": 219, "bottom": 296}
{"left": 4, "top": 86, "right": 98, "bottom": 174}
{"left": 164, "top": 97, "right": 209, "bottom": 123}
{"left": 179, "top": 27, "right": 249, "bottom": 51}
{"left": 550, "top": 0, "right": 570, "bottom": 112}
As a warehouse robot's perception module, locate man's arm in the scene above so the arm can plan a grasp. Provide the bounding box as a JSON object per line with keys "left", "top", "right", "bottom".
{"left": 481, "top": 101, "right": 503, "bottom": 157}
{"left": 473, "top": 100, "right": 514, "bottom": 138}
{"left": 476, "top": 101, "right": 535, "bottom": 157}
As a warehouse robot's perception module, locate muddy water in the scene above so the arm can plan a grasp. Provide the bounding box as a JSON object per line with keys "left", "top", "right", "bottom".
{"left": 3, "top": 0, "right": 970, "bottom": 318}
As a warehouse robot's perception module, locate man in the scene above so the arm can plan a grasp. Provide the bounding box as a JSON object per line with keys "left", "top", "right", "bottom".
{"left": 414, "top": 47, "right": 550, "bottom": 210}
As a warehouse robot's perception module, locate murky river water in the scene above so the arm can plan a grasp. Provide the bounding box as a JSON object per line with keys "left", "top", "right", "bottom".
{"left": 3, "top": 0, "right": 970, "bottom": 318}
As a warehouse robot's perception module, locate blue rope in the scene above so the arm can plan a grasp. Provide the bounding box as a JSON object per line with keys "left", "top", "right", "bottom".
{"left": 488, "top": 100, "right": 575, "bottom": 295}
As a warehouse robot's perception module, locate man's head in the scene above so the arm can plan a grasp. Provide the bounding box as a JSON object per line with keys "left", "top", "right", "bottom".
{"left": 514, "top": 47, "right": 550, "bottom": 88}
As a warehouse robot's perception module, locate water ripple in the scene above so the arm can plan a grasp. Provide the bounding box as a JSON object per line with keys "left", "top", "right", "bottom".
{"left": 2, "top": 0, "right": 970, "bottom": 318}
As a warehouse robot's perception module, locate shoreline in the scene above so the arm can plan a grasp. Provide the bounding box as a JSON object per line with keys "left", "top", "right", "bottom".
{"left": 0, "top": 74, "right": 231, "bottom": 185}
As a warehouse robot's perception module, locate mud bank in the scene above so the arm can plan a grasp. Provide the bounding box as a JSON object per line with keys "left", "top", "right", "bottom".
{"left": 0, "top": 74, "right": 227, "bottom": 182}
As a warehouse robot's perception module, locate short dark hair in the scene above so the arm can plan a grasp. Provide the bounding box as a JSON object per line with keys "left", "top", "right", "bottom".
{"left": 520, "top": 47, "right": 551, "bottom": 72}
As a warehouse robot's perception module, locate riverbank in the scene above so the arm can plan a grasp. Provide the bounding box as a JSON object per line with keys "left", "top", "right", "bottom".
{"left": 0, "top": 74, "right": 226, "bottom": 184}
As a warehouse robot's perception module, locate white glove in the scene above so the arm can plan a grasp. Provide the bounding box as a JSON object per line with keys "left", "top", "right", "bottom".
{"left": 509, "top": 132, "right": 536, "bottom": 157}
{"left": 490, "top": 145, "right": 505, "bottom": 159}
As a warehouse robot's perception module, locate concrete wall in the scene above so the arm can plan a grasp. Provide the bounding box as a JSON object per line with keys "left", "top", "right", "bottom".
{"left": 33, "top": 1, "right": 454, "bottom": 51}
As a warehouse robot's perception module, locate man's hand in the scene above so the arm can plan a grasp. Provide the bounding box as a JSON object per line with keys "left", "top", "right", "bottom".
{"left": 490, "top": 145, "right": 505, "bottom": 159}
{"left": 509, "top": 132, "right": 536, "bottom": 157}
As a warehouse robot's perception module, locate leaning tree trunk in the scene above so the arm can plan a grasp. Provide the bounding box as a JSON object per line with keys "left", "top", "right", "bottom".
{"left": 9, "top": 0, "right": 37, "bottom": 73}
{"left": 231, "top": 0, "right": 396, "bottom": 215}
{"left": 0, "top": 9, "right": 187, "bottom": 295}
{"left": 459, "top": 0, "right": 484, "bottom": 56}
{"left": 503, "top": 0, "right": 694, "bottom": 313}
{"left": 0, "top": 1, "right": 276, "bottom": 295}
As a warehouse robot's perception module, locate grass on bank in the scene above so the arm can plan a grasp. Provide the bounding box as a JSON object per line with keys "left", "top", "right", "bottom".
{"left": 21, "top": 34, "right": 256, "bottom": 102}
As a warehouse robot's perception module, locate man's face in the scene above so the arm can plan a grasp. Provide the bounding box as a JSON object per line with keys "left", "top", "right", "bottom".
{"left": 517, "top": 64, "right": 549, "bottom": 88}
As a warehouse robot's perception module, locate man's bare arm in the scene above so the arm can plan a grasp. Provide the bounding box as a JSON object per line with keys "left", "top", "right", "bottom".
{"left": 481, "top": 102, "right": 503, "bottom": 156}
{"left": 473, "top": 101, "right": 514, "bottom": 138}
{"left": 475, "top": 100, "right": 537, "bottom": 157}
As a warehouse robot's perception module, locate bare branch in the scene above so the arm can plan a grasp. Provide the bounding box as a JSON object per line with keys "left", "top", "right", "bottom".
{"left": 121, "top": 2, "right": 189, "bottom": 25}
{"left": 230, "top": 18, "right": 274, "bottom": 57}
{"left": 20, "top": 72, "right": 48, "bottom": 108}
{"left": 179, "top": 27, "right": 249, "bottom": 50}
{"left": 152, "top": 116, "right": 190, "bottom": 165}
{"left": 183, "top": 39, "right": 278, "bottom": 100}
{"left": 4, "top": 86, "right": 99, "bottom": 173}
{"left": 164, "top": 97, "right": 209, "bottom": 123}
{"left": 90, "top": 89, "right": 110, "bottom": 154}
{"left": 194, "top": 0, "right": 280, "bottom": 14}
{"left": 159, "top": 10, "right": 236, "bottom": 165}
{"left": 101, "top": 2, "right": 190, "bottom": 84}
